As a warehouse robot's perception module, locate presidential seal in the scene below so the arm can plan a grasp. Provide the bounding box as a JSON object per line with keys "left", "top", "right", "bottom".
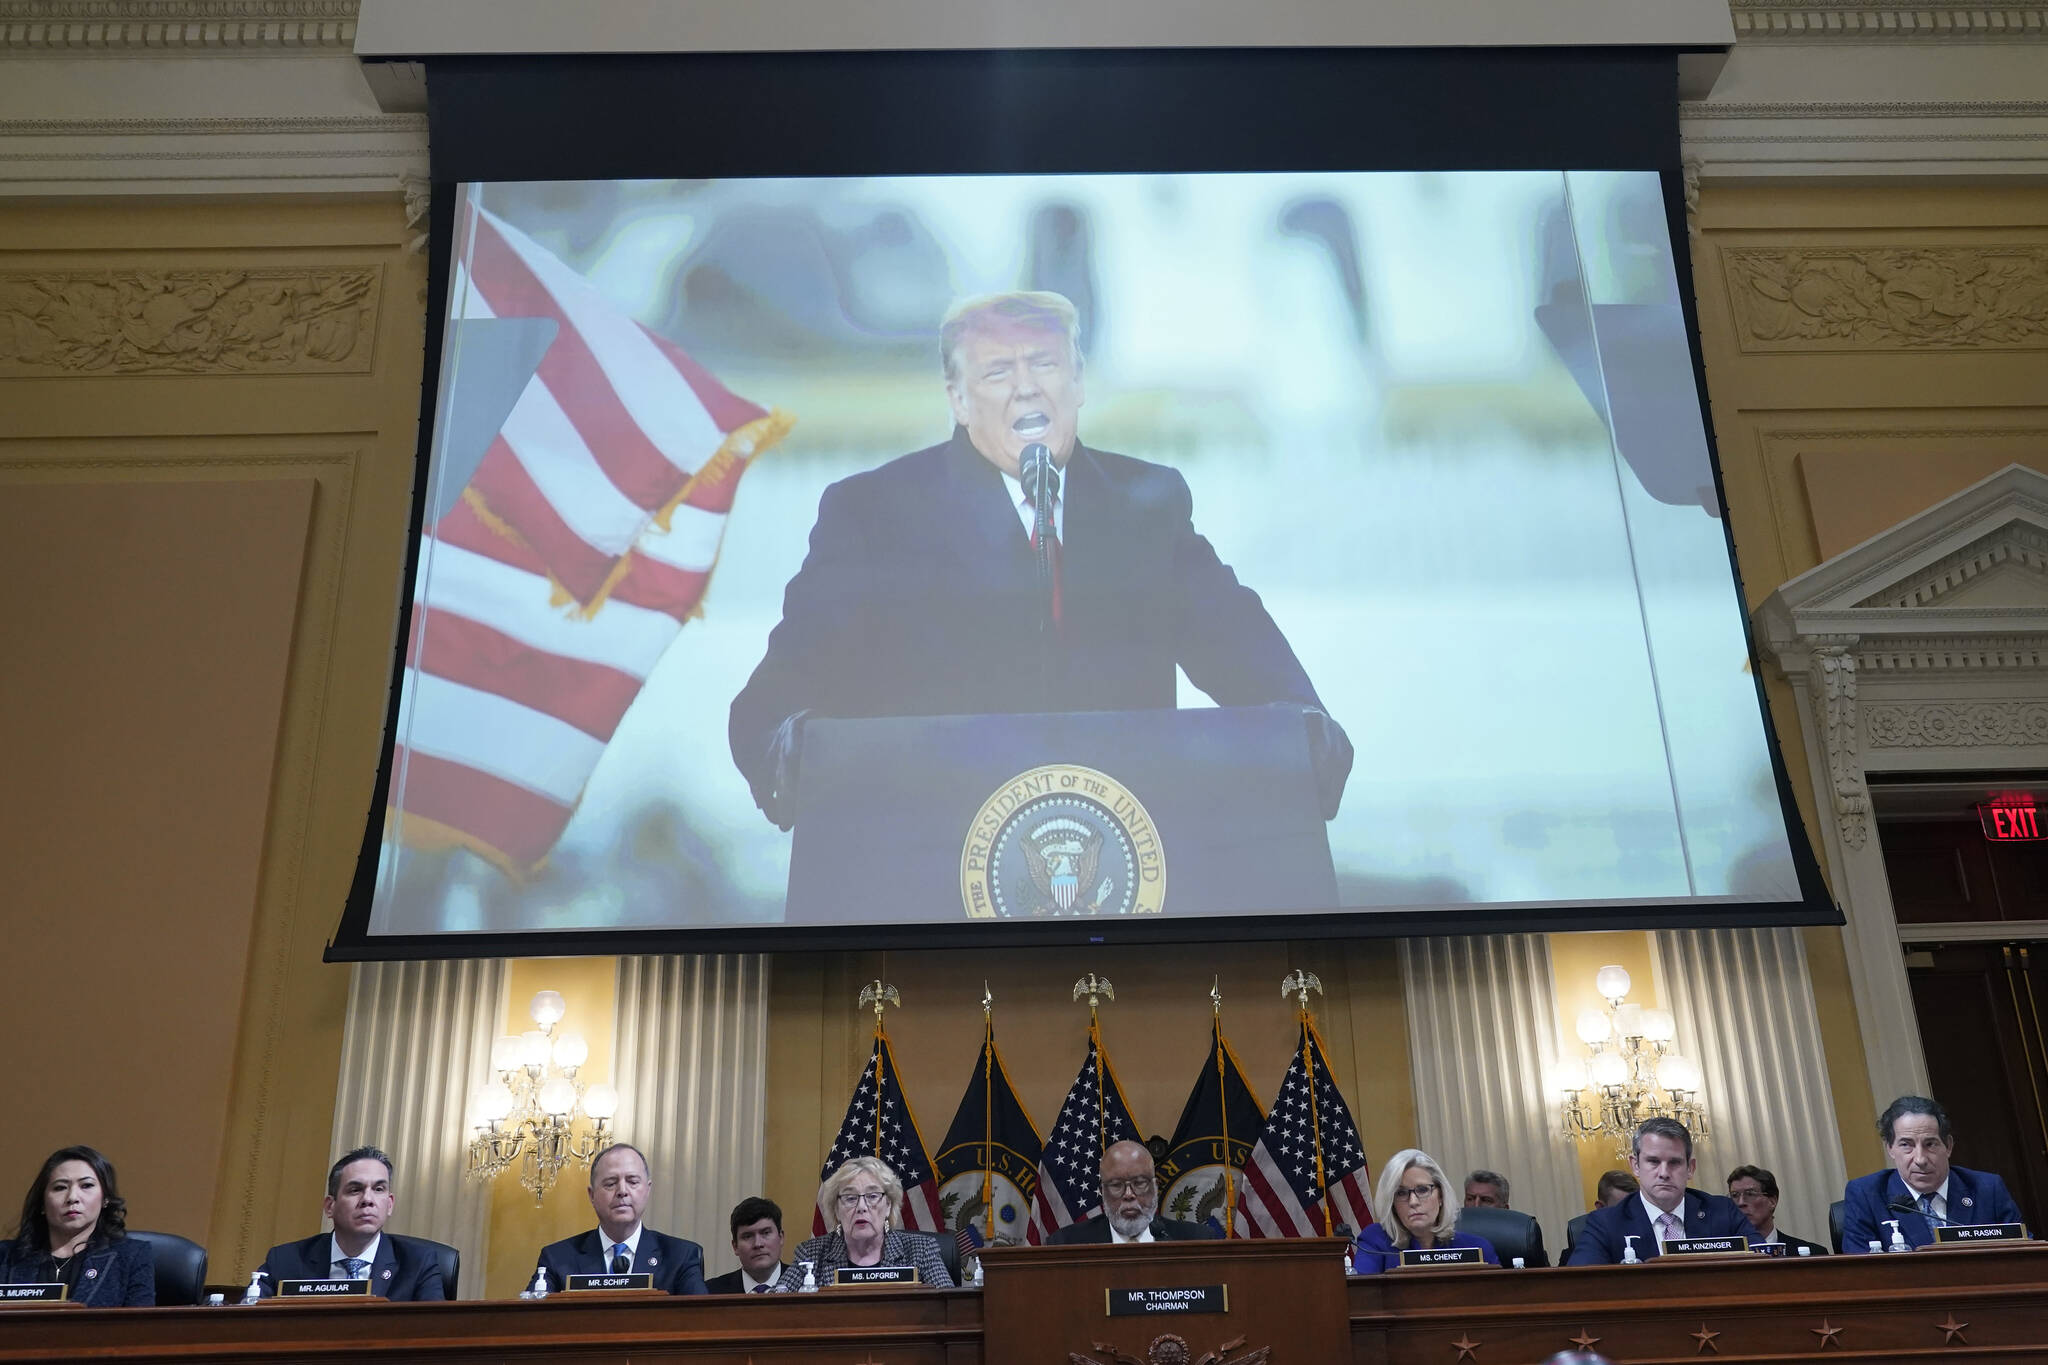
{"left": 960, "top": 764, "right": 1164, "bottom": 919}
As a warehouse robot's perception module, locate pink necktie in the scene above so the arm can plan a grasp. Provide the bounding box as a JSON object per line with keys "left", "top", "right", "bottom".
{"left": 1659, "top": 1213, "right": 1681, "bottom": 1245}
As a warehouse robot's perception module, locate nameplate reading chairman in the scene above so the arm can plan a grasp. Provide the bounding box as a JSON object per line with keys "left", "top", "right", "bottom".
{"left": 729, "top": 291, "right": 1352, "bottom": 831}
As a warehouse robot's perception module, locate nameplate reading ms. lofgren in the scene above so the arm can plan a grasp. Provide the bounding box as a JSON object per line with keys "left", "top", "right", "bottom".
{"left": 1105, "top": 1286, "right": 1227, "bottom": 1316}
{"left": 1662, "top": 1236, "right": 1751, "bottom": 1256}
{"left": 564, "top": 1273, "right": 655, "bottom": 1291}
{"left": 277, "top": 1278, "right": 371, "bottom": 1297}
{"left": 1934, "top": 1223, "right": 2030, "bottom": 1244}
{"left": 1399, "top": 1246, "right": 1484, "bottom": 1267}
{"left": 0, "top": 1284, "right": 66, "bottom": 1302}
{"left": 831, "top": 1265, "right": 920, "bottom": 1287}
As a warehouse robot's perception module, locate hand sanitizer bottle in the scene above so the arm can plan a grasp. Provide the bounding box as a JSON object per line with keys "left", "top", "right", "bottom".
{"left": 240, "top": 1270, "right": 268, "bottom": 1305}
{"left": 1621, "top": 1235, "right": 1641, "bottom": 1265}
{"left": 970, "top": 1255, "right": 984, "bottom": 1288}
{"left": 798, "top": 1261, "right": 819, "bottom": 1294}
{"left": 1884, "top": 1220, "right": 1909, "bottom": 1252}
{"left": 520, "top": 1268, "right": 549, "bottom": 1300}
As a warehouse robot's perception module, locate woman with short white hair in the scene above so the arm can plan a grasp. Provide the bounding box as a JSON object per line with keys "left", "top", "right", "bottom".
{"left": 776, "top": 1156, "right": 953, "bottom": 1289}
{"left": 1351, "top": 1148, "right": 1499, "bottom": 1274}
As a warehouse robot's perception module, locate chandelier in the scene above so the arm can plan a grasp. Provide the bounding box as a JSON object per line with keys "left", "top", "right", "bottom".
{"left": 465, "top": 990, "right": 620, "bottom": 1204}
{"left": 1553, "top": 965, "right": 1707, "bottom": 1160}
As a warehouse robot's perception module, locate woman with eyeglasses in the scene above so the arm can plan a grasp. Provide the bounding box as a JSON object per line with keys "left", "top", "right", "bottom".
{"left": 1351, "top": 1149, "right": 1499, "bottom": 1274}
{"left": 777, "top": 1156, "right": 954, "bottom": 1289}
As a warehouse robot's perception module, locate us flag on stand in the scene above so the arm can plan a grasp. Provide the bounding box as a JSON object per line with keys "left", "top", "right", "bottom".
{"left": 814, "top": 1033, "right": 945, "bottom": 1237}
{"left": 1025, "top": 1029, "right": 1143, "bottom": 1244}
{"left": 390, "top": 202, "right": 791, "bottom": 874}
{"left": 1234, "top": 1020, "right": 1374, "bottom": 1239}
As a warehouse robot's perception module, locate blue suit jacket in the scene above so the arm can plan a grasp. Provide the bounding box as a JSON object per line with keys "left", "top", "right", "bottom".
{"left": 1840, "top": 1166, "right": 2025, "bottom": 1253}
{"left": 0, "top": 1234, "right": 154, "bottom": 1306}
{"left": 728, "top": 430, "right": 1330, "bottom": 818}
{"left": 256, "top": 1233, "right": 447, "bottom": 1301}
{"left": 1564, "top": 1189, "right": 1759, "bottom": 1265}
{"left": 1351, "top": 1224, "right": 1499, "bottom": 1275}
{"left": 535, "top": 1228, "right": 707, "bottom": 1295}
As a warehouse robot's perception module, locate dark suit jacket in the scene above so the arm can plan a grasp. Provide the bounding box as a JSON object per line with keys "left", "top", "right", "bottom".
{"left": 1564, "top": 1190, "right": 1759, "bottom": 1265}
{"left": 0, "top": 1234, "right": 154, "bottom": 1306}
{"left": 535, "top": 1228, "right": 708, "bottom": 1294}
{"left": 255, "top": 1232, "right": 447, "bottom": 1301}
{"left": 704, "top": 1264, "right": 785, "bottom": 1294}
{"left": 1046, "top": 1215, "right": 1221, "bottom": 1245}
{"left": 729, "top": 430, "right": 1329, "bottom": 818}
{"left": 1841, "top": 1166, "right": 2025, "bottom": 1253}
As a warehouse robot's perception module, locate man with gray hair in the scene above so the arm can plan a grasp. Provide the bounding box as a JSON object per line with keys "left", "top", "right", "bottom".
{"left": 729, "top": 289, "right": 1350, "bottom": 831}
{"left": 1047, "top": 1141, "right": 1219, "bottom": 1244}
{"left": 1464, "top": 1170, "right": 1511, "bottom": 1209}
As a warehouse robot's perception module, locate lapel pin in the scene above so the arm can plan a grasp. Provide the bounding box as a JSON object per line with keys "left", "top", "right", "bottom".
{"left": 85, "top": 1268, "right": 98, "bottom": 1279}
{"left": 1962, "top": 1197, "right": 1974, "bottom": 1208}
{"left": 381, "top": 1269, "right": 393, "bottom": 1280}
{"left": 648, "top": 1256, "right": 659, "bottom": 1267}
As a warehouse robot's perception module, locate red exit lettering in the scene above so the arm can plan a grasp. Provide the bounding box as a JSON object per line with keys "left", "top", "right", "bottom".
{"left": 1978, "top": 800, "right": 2044, "bottom": 841}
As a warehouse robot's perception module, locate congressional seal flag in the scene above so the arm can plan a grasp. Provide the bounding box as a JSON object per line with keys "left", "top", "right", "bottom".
{"left": 1025, "top": 974, "right": 1143, "bottom": 1244}
{"left": 1235, "top": 973, "right": 1374, "bottom": 1239}
{"left": 814, "top": 984, "right": 944, "bottom": 1237}
{"left": 1159, "top": 987, "right": 1267, "bottom": 1238}
{"left": 933, "top": 995, "right": 1043, "bottom": 1255}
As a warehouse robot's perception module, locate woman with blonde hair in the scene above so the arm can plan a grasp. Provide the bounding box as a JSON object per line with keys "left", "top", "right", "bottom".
{"left": 777, "top": 1156, "right": 953, "bottom": 1289}
{"left": 1351, "top": 1148, "right": 1499, "bottom": 1274}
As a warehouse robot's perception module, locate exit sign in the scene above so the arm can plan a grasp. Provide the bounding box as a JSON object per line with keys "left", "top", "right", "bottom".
{"left": 1978, "top": 798, "right": 2044, "bottom": 842}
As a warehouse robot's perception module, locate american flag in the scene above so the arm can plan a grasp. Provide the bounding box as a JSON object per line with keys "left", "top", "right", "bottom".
{"left": 1025, "top": 1026, "right": 1143, "bottom": 1244}
{"left": 1234, "top": 1020, "right": 1374, "bottom": 1239}
{"left": 815, "top": 1033, "right": 944, "bottom": 1237}
{"left": 389, "top": 202, "right": 791, "bottom": 874}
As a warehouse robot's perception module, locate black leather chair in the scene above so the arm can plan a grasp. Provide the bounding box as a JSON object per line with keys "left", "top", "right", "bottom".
{"left": 929, "top": 1229, "right": 961, "bottom": 1286}
{"left": 395, "top": 1235, "right": 460, "bottom": 1300}
{"left": 127, "top": 1230, "right": 207, "bottom": 1306}
{"left": 1828, "top": 1199, "right": 1845, "bottom": 1255}
{"left": 1560, "top": 1210, "right": 1592, "bottom": 1265}
{"left": 1455, "top": 1206, "right": 1549, "bottom": 1267}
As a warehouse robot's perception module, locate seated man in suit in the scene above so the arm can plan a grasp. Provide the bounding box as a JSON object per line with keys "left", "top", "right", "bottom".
{"left": 534, "top": 1144, "right": 707, "bottom": 1293}
{"left": 1561, "top": 1169, "right": 1636, "bottom": 1264}
{"left": 1565, "top": 1118, "right": 1758, "bottom": 1264}
{"left": 1842, "top": 1095, "right": 2025, "bottom": 1253}
{"left": 1727, "top": 1165, "right": 1827, "bottom": 1255}
{"left": 1049, "top": 1141, "right": 1220, "bottom": 1244}
{"left": 255, "top": 1146, "right": 447, "bottom": 1299}
{"left": 705, "top": 1196, "right": 785, "bottom": 1294}
{"left": 1463, "top": 1169, "right": 1511, "bottom": 1210}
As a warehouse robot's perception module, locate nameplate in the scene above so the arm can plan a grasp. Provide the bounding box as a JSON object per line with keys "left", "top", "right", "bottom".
{"left": 1399, "top": 1245, "right": 1484, "bottom": 1268}
{"left": 1662, "top": 1236, "right": 1751, "bottom": 1256}
{"left": 1933, "top": 1223, "right": 2029, "bottom": 1245}
{"left": 1105, "top": 1285, "right": 1228, "bottom": 1316}
{"left": 1750, "top": 1241, "right": 1788, "bottom": 1257}
{"left": 276, "top": 1278, "right": 373, "bottom": 1298}
{"left": 0, "top": 1284, "right": 66, "bottom": 1303}
{"left": 564, "top": 1272, "right": 655, "bottom": 1292}
{"left": 830, "top": 1265, "right": 919, "bottom": 1287}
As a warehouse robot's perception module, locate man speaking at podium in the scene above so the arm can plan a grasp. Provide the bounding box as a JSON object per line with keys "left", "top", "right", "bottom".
{"left": 729, "top": 291, "right": 1351, "bottom": 831}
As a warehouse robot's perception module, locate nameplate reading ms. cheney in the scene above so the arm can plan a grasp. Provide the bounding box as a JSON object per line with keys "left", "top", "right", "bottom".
{"left": 564, "top": 1273, "right": 655, "bottom": 1291}
{"left": 1106, "top": 1286, "right": 1227, "bottom": 1316}
{"left": 277, "top": 1279, "right": 371, "bottom": 1297}
{"left": 831, "top": 1265, "right": 919, "bottom": 1287}
{"left": 1399, "top": 1246, "right": 1484, "bottom": 1267}
{"left": 961, "top": 764, "right": 1165, "bottom": 919}
{"left": 1934, "top": 1223, "right": 2030, "bottom": 1245}
{"left": 1662, "top": 1236, "right": 1751, "bottom": 1256}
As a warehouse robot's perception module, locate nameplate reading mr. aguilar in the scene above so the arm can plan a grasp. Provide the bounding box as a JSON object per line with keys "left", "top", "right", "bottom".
{"left": 831, "top": 1265, "right": 919, "bottom": 1287}
{"left": 277, "top": 1279, "right": 371, "bottom": 1297}
{"left": 1663, "top": 1236, "right": 1751, "bottom": 1256}
{"left": 1934, "top": 1223, "right": 2030, "bottom": 1245}
{"left": 1106, "top": 1286, "right": 1228, "bottom": 1317}
{"left": 564, "top": 1273, "right": 655, "bottom": 1292}
{"left": 0, "top": 1284, "right": 66, "bottom": 1303}
{"left": 1399, "top": 1246, "right": 1484, "bottom": 1268}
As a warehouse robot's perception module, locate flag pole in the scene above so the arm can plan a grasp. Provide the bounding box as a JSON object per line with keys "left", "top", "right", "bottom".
{"left": 1211, "top": 978, "right": 1236, "bottom": 1240}
{"left": 1282, "top": 970, "right": 1329, "bottom": 1235}
{"left": 982, "top": 982, "right": 995, "bottom": 1247}
{"left": 859, "top": 980, "right": 899, "bottom": 1159}
{"left": 1072, "top": 973, "right": 1115, "bottom": 1161}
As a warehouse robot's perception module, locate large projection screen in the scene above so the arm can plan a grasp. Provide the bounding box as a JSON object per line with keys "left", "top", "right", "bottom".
{"left": 332, "top": 51, "right": 1835, "bottom": 958}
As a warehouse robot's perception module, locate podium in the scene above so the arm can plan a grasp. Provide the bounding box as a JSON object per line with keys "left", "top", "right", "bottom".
{"left": 978, "top": 1239, "right": 1350, "bottom": 1365}
{"left": 787, "top": 706, "right": 1336, "bottom": 925}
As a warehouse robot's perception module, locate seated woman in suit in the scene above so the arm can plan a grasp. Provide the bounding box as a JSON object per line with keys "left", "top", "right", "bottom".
{"left": 1352, "top": 1148, "right": 1499, "bottom": 1275}
{"left": 0, "top": 1146, "right": 154, "bottom": 1305}
{"left": 776, "top": 1156, "right": 953, "bottom": 1289}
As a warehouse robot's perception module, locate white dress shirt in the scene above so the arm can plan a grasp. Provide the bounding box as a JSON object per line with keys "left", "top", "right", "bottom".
{"left": 1002, "top": 470, "right": 1065, "bottom": 542}
{"left": 1910, "top": 1177, "right": 1951, "bottom": 1223}
{"left": 602, "top": 1225, "right": 645, "bottom": 1271}
{"left": 328, "top": 1232, "right": 380, "bottom": 1279}
{"left": 1642, "top": 1193, "right": 1687, "bottom": 1247}
{"left": 740, "top": 1265, "right": 778, "bottom": 1293}
{"left": 1108, "top": 1223, "right": 1156, "bottom": 1244}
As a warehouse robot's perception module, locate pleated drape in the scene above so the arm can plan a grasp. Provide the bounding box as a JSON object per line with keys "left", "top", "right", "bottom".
{"left": 330, "top": 958, "right": 508, "bottom": 1297}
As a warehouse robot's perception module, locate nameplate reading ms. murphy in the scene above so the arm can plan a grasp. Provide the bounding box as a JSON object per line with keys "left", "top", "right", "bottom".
{"left": 832, "top": 1265, "right": 920, "bottom": 1287}
{"left": 1399, "top": 1246, "right": 1484, "bottom": 1268}
{"left": 564, "top": 1273, "right": 655, "bottom": 1292}
{"left": 1662, "top": 1236, "right": 1751, "bottom": 1256}
{"left": 1934, "top": 1223, "right": 2030, "bottom": 1245}
{"left": 1105, "top": 1286, "right": 1227, "bottom": 1317}
{"left": 277, "top": 1278, "right": 371, "bottom": 1297}
{"left": 0, "top": 1284, "right": 66, "bottom": 1303}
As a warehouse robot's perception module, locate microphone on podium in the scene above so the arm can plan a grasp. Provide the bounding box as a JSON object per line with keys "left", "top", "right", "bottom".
{"left": 1019, "top": 442, "right": 1059, "bottom": 632}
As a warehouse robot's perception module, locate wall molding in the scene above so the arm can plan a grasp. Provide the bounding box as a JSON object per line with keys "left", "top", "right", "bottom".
{"left": 1728, "top": 2, "right": 2048, "bottom": 41}
{"left": 1720, "top": 245, "right": 2048, "bottom": 353}
{"left": 0, "top": 0, "right": 358, "bottom": 55}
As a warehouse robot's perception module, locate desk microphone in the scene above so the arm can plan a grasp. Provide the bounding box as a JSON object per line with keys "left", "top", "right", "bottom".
{"left": 1888, "top": 1199, "right": 1951, "bottom": 1226}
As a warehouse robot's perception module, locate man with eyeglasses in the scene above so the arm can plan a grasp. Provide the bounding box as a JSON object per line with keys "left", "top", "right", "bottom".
{"left": 1048, "top": 1140, "right": 1221, "bottom": 1244}
{"left": 533, "top": 1144, "right": 708, "bottom": 1293}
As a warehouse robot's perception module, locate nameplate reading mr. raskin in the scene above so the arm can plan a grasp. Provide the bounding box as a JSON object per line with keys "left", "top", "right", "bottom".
{"left": 564, "top": 1273, "right": 655, "bottom": 1292}
{"left": 1934, "top": 1223, "right": 2030, "bottom": 1245}
{"left": 1399, "top": 1246, "right": 1484, "bottom": 1268}
{"left": 1663, "top": 1236, "right": 1750, "bottom": 1256}
{"left": 831, "top": 1265, "right": 919, "bottom": 1287}
{"left": 277, "top": 1279, "right": 371, "bottom": 1297}
{"left": 0, "top": 1284, "right": 66, "bottom": 1303}
{"left": 1106, "top": 1286, "right": 1227, "bottom": 1317}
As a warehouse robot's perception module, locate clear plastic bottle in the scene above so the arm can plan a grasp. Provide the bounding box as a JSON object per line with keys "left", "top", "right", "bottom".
{"left": 798, "top": 1261, "right": 819, "bottom": 1294}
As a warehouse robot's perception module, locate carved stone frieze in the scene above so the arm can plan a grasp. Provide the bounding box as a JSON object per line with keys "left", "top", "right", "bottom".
{"left": 1865, "top": 700, "right": 2048, "bottom": 748}
{"left": 1722, "top": 246, "right": 2048, "bottom": 352}
{"left": 1809, "top": 640, "right": 1870, "bottom": 849}
{"left": 0, "top": 267, "right": 378, "bottom": 375}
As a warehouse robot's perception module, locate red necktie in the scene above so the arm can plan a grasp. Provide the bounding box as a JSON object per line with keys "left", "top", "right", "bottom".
{"left": 1025, "top": 494, "right": 1063, "bottom": 629}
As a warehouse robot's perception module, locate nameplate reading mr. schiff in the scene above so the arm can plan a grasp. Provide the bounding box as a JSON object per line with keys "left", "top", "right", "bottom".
{"left": 276, "top": 1279, "right": 372, "bottom": 1298}
{"left": 1399, "top": 1246, "right": 1484, "bottom": 1268}
{"left": 1934, "top": 1223, "right": 2030, "bottom": 1245}
{"left": 831, "top": 1265, "right": 919, "bottom": 1287}
{"left": 0, "top": 1284, "right": 66, "bottom": 1303}
{"left": 564, "top": 1272, "right": 655, "bottom": 1292}
{"left": 1106, "top": 1286, "right": 1227, "bottom": 1317}
{"left": 1662, "top": 1236, "right": 1751, "bottom": 1256}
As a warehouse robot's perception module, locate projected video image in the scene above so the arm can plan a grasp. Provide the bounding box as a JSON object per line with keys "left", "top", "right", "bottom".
{"left": 369, "top": 171, "right": 1801, "bottom": 937}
